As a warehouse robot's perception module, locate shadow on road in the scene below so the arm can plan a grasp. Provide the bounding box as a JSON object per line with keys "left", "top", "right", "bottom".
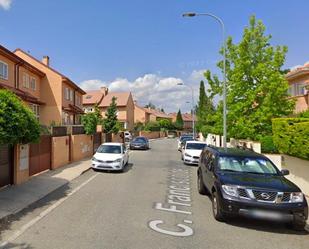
{"left": 0, "top": 183, "right": 71, "bottom": 241}
{"left": 0, "top": 242, "right": 34, "bottom": 249}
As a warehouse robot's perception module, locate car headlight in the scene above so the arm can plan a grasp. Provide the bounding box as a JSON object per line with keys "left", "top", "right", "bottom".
{"left": 222, "top": 185, "right": 238, "bottom": 198}
{"left": 184, "top": 153, "right": 192, "bottom": 157}
{"left": 92, "top": 157, "right": 99, "bottom": 162}
{"left": 290, "top": 192, "right": 304, "bottom": 203}
{"left": 115, "top": 158, "right": 122, "bottom": 163}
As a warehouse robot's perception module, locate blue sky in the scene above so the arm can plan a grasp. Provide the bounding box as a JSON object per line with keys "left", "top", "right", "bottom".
{"left": 1, "top": 0, "right": 309, "bottom": 112}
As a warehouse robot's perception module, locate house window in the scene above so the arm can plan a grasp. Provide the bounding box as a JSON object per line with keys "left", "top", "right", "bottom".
{"left": 75, "top": 94, "right": 81, "bottom": 106}
{"left": 70, "top": 90, "right": 74, "bottom": 101}
{"left": 30, "top": 104, "right": 40, "bottom": 121}
{"left": 289, "top": 82, "right": 309, "bottom": 96}
{"left": 0, "top": 61, "right": 8, "bottom": 80}
{"left": 23, "top": 73, "right": 30, "bottom": 88}
{"left": 30, "top": 77, "right": 36, "bottom": 90}
{"left": 65, "top": 88, "right": 70, "bottom": 100}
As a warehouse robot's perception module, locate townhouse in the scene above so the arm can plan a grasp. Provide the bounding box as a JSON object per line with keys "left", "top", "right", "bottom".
{"left": 83, "top": 87, "right": 135, "bottom": 130}
{"left": 0, "top": 45, "right": 45, "bottom": 121}
{"left": 169, "top": 112, "right": 196, "bottom": 130}
{"left": 134, "top": 104, "right": 172, "bottom": 124}
{"left": 0, "top": 45, "right": 46, "bottom": 188}
{"left": 286, "top": 63, "right": 309, "bottom": 113}
{"left": 14, "top": 49, "right": 86, "bottom": 125}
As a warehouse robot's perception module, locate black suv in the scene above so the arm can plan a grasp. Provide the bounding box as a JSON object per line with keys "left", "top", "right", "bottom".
{"left": 197, "top": 146, "right": 308, "bottom": 230}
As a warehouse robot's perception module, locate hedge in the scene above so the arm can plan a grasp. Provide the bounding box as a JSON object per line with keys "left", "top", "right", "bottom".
{"left": 272, "top": 118, "right": 309, "bottom": 160}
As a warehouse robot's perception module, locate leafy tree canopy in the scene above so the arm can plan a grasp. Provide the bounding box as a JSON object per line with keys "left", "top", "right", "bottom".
{"left": 175, "top": 109, "right": 184, "bottom": 130}
{"left": 102, "top": 96, "right": 120, "bottom": 134}
{"left": 82, "top": 104, "right": 103, "bottom": 135}
{"left": 0, "top": 89, "right": 40, "bottom": 145}
{"left": 204, "top": 15, "right": 295, "bottom": 140}
{"left": 144, "top": 102, "right": 156, "bottom": 109}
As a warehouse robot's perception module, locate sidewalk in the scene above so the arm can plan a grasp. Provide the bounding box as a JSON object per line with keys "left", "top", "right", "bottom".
{"left": 282, "top": 155, "right": 309, "bottom": 198}
{"left": 0, "top": 158, "right": 91, "bottom": 221}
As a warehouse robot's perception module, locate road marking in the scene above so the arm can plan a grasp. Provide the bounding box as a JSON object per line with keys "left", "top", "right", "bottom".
{"left": 0, "top": 173, "right": 99, "bottom": 248}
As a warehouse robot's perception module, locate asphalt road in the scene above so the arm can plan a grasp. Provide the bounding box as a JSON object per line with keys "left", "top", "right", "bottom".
{"left": 0, "top": 139, "right": 308, "bottom": 249}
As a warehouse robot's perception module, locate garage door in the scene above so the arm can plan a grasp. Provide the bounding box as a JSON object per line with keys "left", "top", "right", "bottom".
{"left": 0, "top": 145, "right": 13, "bottom": 188}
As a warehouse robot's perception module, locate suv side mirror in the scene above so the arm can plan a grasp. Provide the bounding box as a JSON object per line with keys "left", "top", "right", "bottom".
{"left": 281, "top": 169, "right": 289, "bottom": 176}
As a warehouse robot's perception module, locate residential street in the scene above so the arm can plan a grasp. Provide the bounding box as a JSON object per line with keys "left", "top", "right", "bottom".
{"left": 1, "top": 139, "right": 308, "bottom": 249}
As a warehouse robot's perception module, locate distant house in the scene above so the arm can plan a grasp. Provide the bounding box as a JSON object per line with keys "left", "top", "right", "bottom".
{"left": 14, "top": 49, "right": 86, "bottom": 125}
{"left": 169, "top": 112, "right": 196, "bottom": 130}
{"left": 286, "top": 63, "right": 309, "bottom": 113}
{"left": 134, "top": 104, "right": 172, "bottom": 124}
{"left": 83, "top": 87, "right": 135, "bottom": 130}
{"left": 83, "top": 87, "right": 108, "bottom": 113}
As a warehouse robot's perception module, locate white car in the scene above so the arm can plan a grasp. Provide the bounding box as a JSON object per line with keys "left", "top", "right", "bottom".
{"left": 92, "top": 143, "right": 129, "bottom": 171}
{"left": 182, "top": 141, "right": 207, "bottom": 165}
{"left": 124, "top": 131, "right": 132, "bottom": 140}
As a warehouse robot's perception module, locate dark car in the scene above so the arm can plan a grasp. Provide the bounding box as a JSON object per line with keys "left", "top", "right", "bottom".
{"left": 130, "top": 136, "right": 149, "bottom": 150}
{"left": 197, "top": 146, "right": 308, "bottom": 230}
{"left": 178, "top": 136, "right": 194, "bottom": 151}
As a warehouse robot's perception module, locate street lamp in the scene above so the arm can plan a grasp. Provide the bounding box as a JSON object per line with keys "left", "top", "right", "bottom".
{"left": 182, "top": 12, "right": 227, "bottom": 149}
{"left": 177, "top": 82, "right": 195, "bottom": 139}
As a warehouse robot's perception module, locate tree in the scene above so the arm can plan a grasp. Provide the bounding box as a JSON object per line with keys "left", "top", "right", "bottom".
{"left": 205, "top": 15, "right": 295, "bottom": 140}
{"left": 160, "top": 108, "right": 165, "bottom": 113}
{"left": 82, "top": 104, "right": 103, "bottom": 135}
{"left": 102, "top": 96, "right": 120, "bottom": 134}
{"left": 175, "top": 109, "right": 184, "bottom": 130}
{"left": 144, "top": 102, "right": 156, "bottom": 109}
{"left": 196, "top": 81, "right": 215, "bottom": 135}
{"left": 0, "top": 89, "right": 40, "bottom": 145}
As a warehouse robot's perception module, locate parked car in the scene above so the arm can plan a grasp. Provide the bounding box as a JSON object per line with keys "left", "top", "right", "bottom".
{"left": 197, "top": 146, "right": 308, "bottom": 230}
{"left": 92, "top": 143, "right": 129, "bottom": 171}
{"left": 130, "top": 136, "right": 149, "bottom": 150}
{"left": 124, "top": 131, "right": 132, "bottom": 140}
{"left": 178, "top": 135, "right": 194, "bottom": 151}
{"left": 167, "top": 130, "right": 177, "bottom": 139}
{"left": 181, "top": 141, "right": 207, "bottom": 165}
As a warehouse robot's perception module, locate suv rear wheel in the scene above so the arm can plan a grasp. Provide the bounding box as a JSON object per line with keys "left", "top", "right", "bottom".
{"left": 212, "top": 191, "right": 225, "bottom": 222}
{"left": 197, "top": 172, "right": 208, "bottom": 195}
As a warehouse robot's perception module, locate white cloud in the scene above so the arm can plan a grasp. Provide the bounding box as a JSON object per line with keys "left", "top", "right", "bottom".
{"left": 0, "top": 0, "right": 12, "bottom": 10}
{"left": 79, "top": 70, "right": 210, "bottom": 113}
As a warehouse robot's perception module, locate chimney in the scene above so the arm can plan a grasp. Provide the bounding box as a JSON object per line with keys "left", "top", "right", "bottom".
{"left": 42, "top": 56, "right": 50, "bottom": 66}
{"left": 100, "top": 86, "right": 108, "bottom": 96}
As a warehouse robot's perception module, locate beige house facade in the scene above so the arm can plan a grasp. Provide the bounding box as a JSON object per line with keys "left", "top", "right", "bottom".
{"left": 286, "top": 63, "right": 309, "bottom": 113}
{"left": 14, "top": 49, "right": 86, "bottom": 125}
{"left": 0, "top": 45, "right": 45, "bottom": 122}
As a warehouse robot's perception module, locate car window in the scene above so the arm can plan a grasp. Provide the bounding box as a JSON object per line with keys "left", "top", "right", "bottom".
{"left": 133, "top": 137, "right": 146, "bottom": 143}
{"left": 218, "top": 157, "right": 278, "bottom": 175}
{"left": 186, "top": 143, "right": 206, "bottom": 150}
{"left": 97, "top": 145, "right": 121, "bottom": 154}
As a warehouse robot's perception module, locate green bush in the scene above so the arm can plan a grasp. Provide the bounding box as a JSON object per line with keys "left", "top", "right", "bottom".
{"left": 298, "top": 110, "right": 309, "bottom": 118}
{"left": 144, "top": 121, "right": 161, "bottom": 131}
{"left": 258, "top": 135, "right": 278, "bottom": 154}
{"left": 272, "top": 118, "right": 309, "bottom": 160}
{"left": 0, "top": 89, "right": 40, "bottom": 145}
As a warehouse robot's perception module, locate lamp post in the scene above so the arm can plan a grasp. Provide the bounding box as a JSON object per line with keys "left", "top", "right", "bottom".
{"left": 182, "top": 12, "right": 227, "bottom": 149}
{"left": 177, "top": 83, "right": 195, "bottom": 139}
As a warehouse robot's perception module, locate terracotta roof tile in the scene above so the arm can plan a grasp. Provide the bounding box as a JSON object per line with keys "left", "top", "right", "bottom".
{"left": 99, "top": 92, "right": 131, "bottom": 107}
{"left": 83, "top": 90, "right": 104, "bottom": 105}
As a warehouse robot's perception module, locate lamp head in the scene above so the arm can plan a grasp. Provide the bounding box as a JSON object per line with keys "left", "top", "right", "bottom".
{"left": 182, "top": 13, "right": 197, "bottom": 17}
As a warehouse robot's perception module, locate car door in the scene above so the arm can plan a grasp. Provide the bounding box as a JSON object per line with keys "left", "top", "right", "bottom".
{"left": 204, "top": 152, "right": 216, "bottom": 191}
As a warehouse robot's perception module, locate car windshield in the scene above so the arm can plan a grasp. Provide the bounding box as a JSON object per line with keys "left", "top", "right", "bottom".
{"left": 181, "top": 137, "right": 194, "bottom": 142}
{"left": 186, "top": 143, "right": 206, "bottom": 150}
{"left": 132, "top": 138, "right": 146, "bottom": 143}
{"left": 218, "top": 157, "right": 279, "bottom": 175}
{"left": 97, "top": 145, "right": 121, "bottom": 154}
